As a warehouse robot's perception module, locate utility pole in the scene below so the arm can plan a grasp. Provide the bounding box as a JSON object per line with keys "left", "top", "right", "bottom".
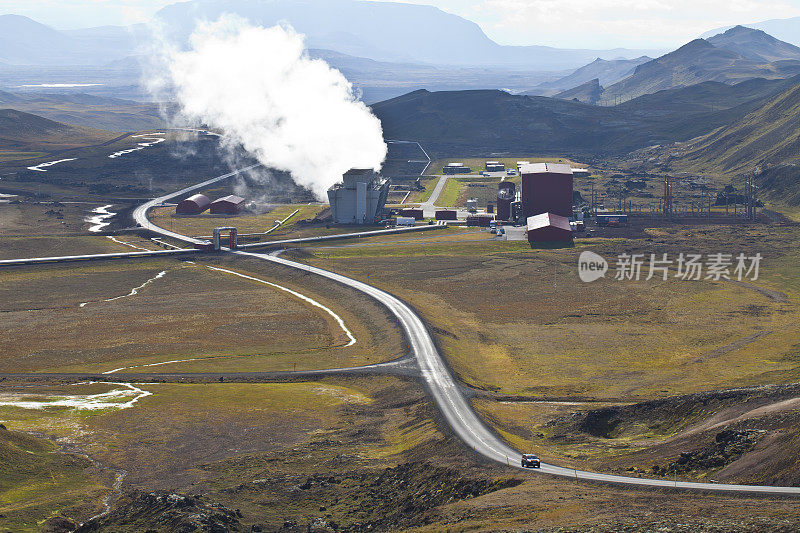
{"left": 663, "top": 177, "right": 673, "bottom": 220}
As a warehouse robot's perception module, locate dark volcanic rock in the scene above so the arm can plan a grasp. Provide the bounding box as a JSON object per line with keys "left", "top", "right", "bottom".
{"left": 75, "top": 491, "right": 242, "bottom": 533}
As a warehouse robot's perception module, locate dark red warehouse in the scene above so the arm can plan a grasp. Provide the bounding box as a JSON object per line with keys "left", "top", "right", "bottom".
{"left": 210, "top": 195, "right": 246, "bottom": 214}
{"left": 176, "top": 193, "right": 211, "bottom": 215}
{"left": 527, "top": 212, "right": 573, "bottom": 244}
{"left": 520, "top": 163, "right": 573, "bottom": 219}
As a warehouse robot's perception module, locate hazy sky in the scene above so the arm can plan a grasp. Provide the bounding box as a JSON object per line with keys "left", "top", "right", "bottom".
{"left": 5, "top": 0, "right": 800, "bottom": 48}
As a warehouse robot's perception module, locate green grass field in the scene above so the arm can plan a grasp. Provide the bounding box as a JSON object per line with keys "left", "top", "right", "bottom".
{"left": 0, "top": 256, "right": 405, "bottom": 374}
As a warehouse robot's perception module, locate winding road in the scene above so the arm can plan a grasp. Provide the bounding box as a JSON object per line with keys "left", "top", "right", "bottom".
{"left": 6, "top": 164, "right": 800, "bottom": 495}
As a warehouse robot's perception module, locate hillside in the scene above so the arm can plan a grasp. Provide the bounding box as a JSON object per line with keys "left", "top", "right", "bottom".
{"left": 554, "top": 79, "right": 602, "bottom": 104}
{"left": 673, "top": 79, "right": 800, "bottom": 174}
{"left": 603, "top": 28, "right": 800, "bottom": 102}
{"left": 0, "top": 91, "right": 166, "bottom": 132}
{"left": 0, "top": 108, "right": 117, "bottom": 151}
{"left": 370, "top": 88, "right": 721, "bottom": 156}
{"left": 371, "top": 76, "right": 799, "bottom": 157}
{"left": 525, "top": 56, "right": 650, "bottom": 96}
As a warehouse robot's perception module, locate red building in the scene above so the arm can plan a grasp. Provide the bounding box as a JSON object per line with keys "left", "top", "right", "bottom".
{"left": 210, "top": 195, "right": 246, "bottom": 215}
{"left": 520, "top": 163, "right": 573, "bottom": 219}
{"left": 527, "top": 212, "right": 573, "bottom": 244}
{"left": 176, "top": 194, "right": 211, "bottom": 215}
{"left": 399, "top": 208, "right": 424, "bottom": 220}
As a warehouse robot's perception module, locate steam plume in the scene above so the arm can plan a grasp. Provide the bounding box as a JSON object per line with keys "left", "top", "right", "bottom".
{"left": 161, "top": 15, "right": 387, "bottom": 199}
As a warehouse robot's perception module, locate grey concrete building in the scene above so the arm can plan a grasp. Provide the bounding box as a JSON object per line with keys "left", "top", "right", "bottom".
{"left": 327, "top": 169, "right": 390, "bottom": 224}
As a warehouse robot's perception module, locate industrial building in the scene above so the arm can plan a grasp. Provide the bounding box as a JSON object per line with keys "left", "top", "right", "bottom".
{"left": 520, "top": 163, "right": 574, "bottom": 219}
{"left": 327, "top": 169, "right": 390, "bottom": 224}
{"left": 527, "top": 212, "right": 573, "bottom": 244}
{"left": 210, "top": 195, "right": 245, "bottom": 214}
{"left": 496, "top": 181, "right": 516, "bottom": 221}
{"left": 443, "top": 163, "right": 471, "bottom": 174}
{"left": 485, "top": 161, "right": 505, "bottom": 172}
{"left": 399, "top": 208, "right": 424, "bottom": 220}
{"left": 176, "top": 194, "right": 211, "bottom": 215}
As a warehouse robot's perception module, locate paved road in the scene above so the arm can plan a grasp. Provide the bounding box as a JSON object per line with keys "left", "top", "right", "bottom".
{"left": 0, "top": 249, "right": 196, "bottom": 267}
{"left": 131, "top": 164, "right": 262, "bottom": 245}
{"left": 1, "top": 356, "right": 418, "bottom": 384}
{"left": 8, "top": 166, "right": 799, "bottom": 495}
{"left": 232, "top": 248, "right": 800, "bottom": 495}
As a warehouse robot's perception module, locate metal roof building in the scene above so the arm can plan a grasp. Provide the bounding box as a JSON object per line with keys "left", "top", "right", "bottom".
{"left": 327, "top": 169, "right": 390, "bottom": 224}
{"left": 520, "top": 163, "right": 574, "bottom": 219}
{"left": 527, "top": 212, "right": 573, "bottom": 244}
{"left": 176, "top": 193, "right": 211, "bottom": 215}
{"left": 210, "top": 195, "right": 246, "bottom": 214}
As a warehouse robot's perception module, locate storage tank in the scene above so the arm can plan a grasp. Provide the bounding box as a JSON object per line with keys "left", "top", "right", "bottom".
{"left": 497, "top": 182, "right": 516, "bottom": 221}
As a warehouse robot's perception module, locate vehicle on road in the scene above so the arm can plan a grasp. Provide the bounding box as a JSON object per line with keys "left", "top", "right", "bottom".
{"left": 521, "top": 454, "right": 541, "bottom": 468}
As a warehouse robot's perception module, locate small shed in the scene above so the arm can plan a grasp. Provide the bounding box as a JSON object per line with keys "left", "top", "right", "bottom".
{"left": 176, "top": 194, "right": 211, "bottom": 215}
{"left": 527, "top": 212, "right": 572, "bottom": 244}
{"left": 435, "top": 210, "right": 457, "bottom": 220}
{"left": 210, "top": 195, "right": 246, "bottom": 215}
{"left": 399, "top": 208, "right": 424, "bottom": 220}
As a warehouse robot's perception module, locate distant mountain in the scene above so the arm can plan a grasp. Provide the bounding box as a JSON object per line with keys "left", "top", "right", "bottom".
{"left": 706, "top": 25, "right": 800, "bottom": 62}
{"left": 524, "top": 57, "right": 650, "bottom": 96}
{"left": 702, "top": 17, "right": 800, "bottom": 47}
{"left": 0, "top": 15, "right": 138, "bottom": 66}
{"left": 0, "top": 108, "right": 115, "bottom": 151}
{"left": 602, "top": 31, "right": 800, "bottom": 102}
{"left": 153, "top": 0, "right": 662, "bottom": 70}
{"left": 554, "top": 79, "right": 602, "bottom": 105}
{"left": 617, "top": 76, "right": 799, "bottom": 117}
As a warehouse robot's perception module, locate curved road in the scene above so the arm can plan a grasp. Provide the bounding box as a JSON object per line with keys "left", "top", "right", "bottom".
{"left": 127, "top": 167, "right": 800, "bottom": 495}
{"left": 132, "top": 164, "right": 262, "bottom": 245}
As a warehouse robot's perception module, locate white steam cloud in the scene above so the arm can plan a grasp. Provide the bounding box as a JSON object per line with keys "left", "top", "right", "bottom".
{"left": 161, "top": 16, "right": 387, "bottom": 199}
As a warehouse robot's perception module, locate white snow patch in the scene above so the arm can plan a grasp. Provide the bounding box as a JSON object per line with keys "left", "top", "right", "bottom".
{"left": 20, "top": 83, "right": 102, "bottom": 88}
{"left": 81, "top": 270, "right": 167, "bottom": 308}
{"left": 86, "top": 204, "right": 116, "bottom": 232}
{"left": 27, "top": 158, "right": 77, "bottom": 172}
{"left": 109, "top": 136, "right": 165, "bottom": 159}
{"left": 0, "top": 383, "right": 151, "bottom": 411}
{"left": 107, "top": 235, "right": 151, "bottom": 251}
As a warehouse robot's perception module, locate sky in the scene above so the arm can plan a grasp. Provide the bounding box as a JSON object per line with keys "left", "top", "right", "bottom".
{"left": 4, "top": 0, "right": 800, "bottom": 49}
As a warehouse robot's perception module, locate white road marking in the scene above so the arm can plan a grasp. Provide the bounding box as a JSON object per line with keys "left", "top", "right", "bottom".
{"left": 206, "top": 265, "right": 356, "bottom": 347}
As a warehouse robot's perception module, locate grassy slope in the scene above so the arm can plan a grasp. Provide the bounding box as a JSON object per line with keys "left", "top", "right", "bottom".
{"left": 0, "top": 256, "right": 405, "bottom": 374}
{"left": 0, "top": 108, "right": 117, "bottom": 155}
{"left": 0, "top": 428, "right": 106, "bottom": 531}
{"left": 678, "top": 79, "right": 800, "bottom": 174}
